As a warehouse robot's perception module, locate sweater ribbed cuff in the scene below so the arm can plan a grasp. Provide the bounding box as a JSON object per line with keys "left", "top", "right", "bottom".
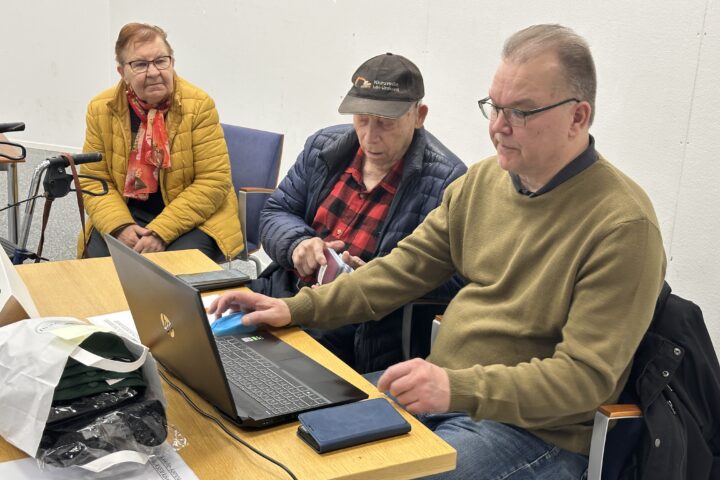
{"left": 446, "top": 366, "right": 483, "bottom": 416}
{"left": 282, "top": 290, "right": 316, "bottom": 326}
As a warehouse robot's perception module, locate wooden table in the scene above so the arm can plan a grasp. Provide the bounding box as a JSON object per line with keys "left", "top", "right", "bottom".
{"left": 1, "top": 251, "right": 456, "bottom": 479}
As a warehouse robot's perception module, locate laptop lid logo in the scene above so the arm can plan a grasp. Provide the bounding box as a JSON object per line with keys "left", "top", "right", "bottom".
{"left": 160, "top": 313, "right": 175, "bottom": 338}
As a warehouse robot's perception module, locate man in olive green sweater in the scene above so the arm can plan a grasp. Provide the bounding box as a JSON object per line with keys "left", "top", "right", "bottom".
{"left": 209, "top": 24, "right": 666, "bottom": 479}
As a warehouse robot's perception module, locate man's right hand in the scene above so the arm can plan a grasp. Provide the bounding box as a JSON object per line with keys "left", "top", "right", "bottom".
{"left": 377, "top": 358, "right": 451, "bottom": 415}
{"left": 292, "top": 238, "right": 344, "bottom": 277}
{"left": 206, "top": 291, "right": 292, "bottom": 328}
{"left": 114, "top": 224, "right": 150, "bottom": 249}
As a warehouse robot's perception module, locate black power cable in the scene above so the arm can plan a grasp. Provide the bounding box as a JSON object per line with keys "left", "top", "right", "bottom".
{"left": 157, "top": 368, "right": 298, "bottom": 480}
{"left": 0, "top": 194, "right": 45, "bottom": 213}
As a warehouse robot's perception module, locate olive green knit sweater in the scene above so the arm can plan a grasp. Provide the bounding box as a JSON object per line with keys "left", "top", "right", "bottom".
{"left": 285, "top": 155, "right": 666, "bottom": 454}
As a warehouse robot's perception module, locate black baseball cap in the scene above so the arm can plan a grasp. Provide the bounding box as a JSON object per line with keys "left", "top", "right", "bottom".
{"left": 338, "top": 53, "right": 424, "bottom": 119}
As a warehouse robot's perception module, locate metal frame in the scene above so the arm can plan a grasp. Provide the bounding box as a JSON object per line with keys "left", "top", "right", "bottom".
{"left": 587, "top": 405, "right": 643, "bottom": 480}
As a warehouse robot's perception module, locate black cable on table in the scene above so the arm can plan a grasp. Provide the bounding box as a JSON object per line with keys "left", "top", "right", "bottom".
{"left": 158, "top": 368, "right": 298, "bottom": 480}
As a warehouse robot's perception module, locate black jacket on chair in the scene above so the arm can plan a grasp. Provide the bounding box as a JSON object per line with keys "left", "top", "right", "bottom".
{"left": 623, "top": 282, "right": 720, "bottom": 480}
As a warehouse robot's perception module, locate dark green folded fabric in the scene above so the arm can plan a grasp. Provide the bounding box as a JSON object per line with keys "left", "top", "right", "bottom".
{"left": 52, "top": 332, "right": 146, "bottom": 402}
{"left": 69, "top": 331, "right": 138, "bottom": 364}
{"left": 57, "top": 369, "right": 142, "bottom": 390}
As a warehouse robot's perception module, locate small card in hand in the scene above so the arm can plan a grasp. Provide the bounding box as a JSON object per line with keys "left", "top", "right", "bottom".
{"left": 297, "top": 398, "right": 411, "bottom": 453}
{"left": 317, "top": 248, "right": 353, "bottom": 285}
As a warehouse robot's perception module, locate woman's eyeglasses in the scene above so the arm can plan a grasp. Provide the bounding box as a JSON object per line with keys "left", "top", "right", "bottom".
{"left": 126, "top": 56, "right": 173, "bottom": 74}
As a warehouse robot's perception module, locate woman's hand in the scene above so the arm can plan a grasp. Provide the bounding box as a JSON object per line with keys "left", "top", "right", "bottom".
{"left": 114, "top": 224, "right": 149, "bottom": 249}
{"left": 133, "top": 231, "right": 166, "bottom": 253}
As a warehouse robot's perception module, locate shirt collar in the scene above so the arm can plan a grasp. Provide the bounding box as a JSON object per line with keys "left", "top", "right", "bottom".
{"left": 511, "top": 135, "right": 597, "bottom": 197}
{"left": 347, "top": 147, "right": 404, "bottom": 194}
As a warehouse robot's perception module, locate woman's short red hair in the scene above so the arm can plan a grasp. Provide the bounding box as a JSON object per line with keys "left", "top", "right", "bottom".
{"left": 115, "top": 23, "right": 174, "bottom": 64}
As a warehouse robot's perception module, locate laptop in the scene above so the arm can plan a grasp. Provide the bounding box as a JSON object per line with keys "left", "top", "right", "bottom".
{"left": 104, "top": 234, "right": 367, "bottom": 428}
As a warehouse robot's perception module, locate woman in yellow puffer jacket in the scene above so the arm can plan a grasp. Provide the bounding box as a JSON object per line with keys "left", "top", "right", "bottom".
{"left": 77, "top": 22, "right": 243, "bottom": 261}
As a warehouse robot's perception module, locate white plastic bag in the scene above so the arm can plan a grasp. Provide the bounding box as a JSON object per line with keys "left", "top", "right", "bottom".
{"left": 0, "top": 317, "right": 166, "bottom": 472}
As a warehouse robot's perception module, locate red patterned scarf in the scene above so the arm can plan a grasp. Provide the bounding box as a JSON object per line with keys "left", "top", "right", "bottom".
{"left": 123, "top": 88, "right": 171, "bottom": 199}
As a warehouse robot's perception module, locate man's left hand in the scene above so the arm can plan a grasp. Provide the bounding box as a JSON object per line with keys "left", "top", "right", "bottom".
{"left": 377, "top": 358, "right": 451, "bottom": 414}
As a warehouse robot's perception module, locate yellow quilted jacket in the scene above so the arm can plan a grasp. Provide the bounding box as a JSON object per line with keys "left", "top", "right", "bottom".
{"left": 77, "top": 76, "right": 243, "bottom": 259}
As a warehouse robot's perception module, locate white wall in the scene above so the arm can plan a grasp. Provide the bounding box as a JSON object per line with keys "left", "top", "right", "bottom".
{"left": 2, "top": 0, "right": 719, "bottom": 355}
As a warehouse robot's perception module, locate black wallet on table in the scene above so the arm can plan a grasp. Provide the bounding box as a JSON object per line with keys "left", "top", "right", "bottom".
{"left": 296, "top": 398, "right": 411, "bottom": 453}
{"left": 176, "top": 269, "right": 250, "bottom": 292}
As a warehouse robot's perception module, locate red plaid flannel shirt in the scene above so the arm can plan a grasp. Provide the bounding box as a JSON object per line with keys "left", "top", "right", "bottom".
{"left": 311, "top": 147, "right": 404, "bottom": 262}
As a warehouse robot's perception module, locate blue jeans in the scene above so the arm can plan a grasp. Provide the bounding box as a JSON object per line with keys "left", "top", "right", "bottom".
{"left": 419, "top": 413, "right": 588, "bottom": 480}
{"left": 361, "top": 372, "right": 588, "bottom": 480}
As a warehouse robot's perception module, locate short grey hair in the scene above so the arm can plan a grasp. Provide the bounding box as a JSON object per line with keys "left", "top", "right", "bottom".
{"left": 503, "top": 24, "right": 596, "bottom": 125}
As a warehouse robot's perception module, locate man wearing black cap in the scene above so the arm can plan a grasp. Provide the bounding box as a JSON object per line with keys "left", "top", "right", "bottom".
{"left": 251, "top": 53, "right": 466, "bottom": 373}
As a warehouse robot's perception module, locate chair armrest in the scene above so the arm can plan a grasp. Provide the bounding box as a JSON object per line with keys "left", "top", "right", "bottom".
{"left": 236, "top": 188, "right": 276, "bottom": 237}
{"left": 598, "top": 404, "right": 642, "bottom": 418}
{"left": 430, "top": 315, "right": 443, "bottom": 347}
{"left": 238, "top": 187, "right": 275, "bottom": 194}
{"left": 587, "top": 404, "right": 643, "bottom": 480}
{"left": 236, "top": 188, "right": 276, "bottom": 273}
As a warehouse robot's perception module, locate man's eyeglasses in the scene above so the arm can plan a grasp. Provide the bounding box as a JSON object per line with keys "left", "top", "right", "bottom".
{"left": 478, "top": 97, "right": 580, "bottom": 127}
{"left": 126, "top": 55, "right": 173, "bottom": 74}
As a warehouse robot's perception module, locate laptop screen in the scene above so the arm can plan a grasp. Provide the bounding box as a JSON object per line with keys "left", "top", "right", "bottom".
{"left": 105, "top": 234, "right": 239, "bottom": 417}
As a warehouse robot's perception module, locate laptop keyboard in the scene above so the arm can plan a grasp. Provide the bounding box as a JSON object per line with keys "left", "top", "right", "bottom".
{"left": 216, "top": 336, "right": 330, "bottom": 415}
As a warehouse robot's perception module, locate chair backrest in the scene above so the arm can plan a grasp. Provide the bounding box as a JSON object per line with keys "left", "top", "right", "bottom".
{"left": 221, "top": 123, "right": 284, "bottom": 252}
